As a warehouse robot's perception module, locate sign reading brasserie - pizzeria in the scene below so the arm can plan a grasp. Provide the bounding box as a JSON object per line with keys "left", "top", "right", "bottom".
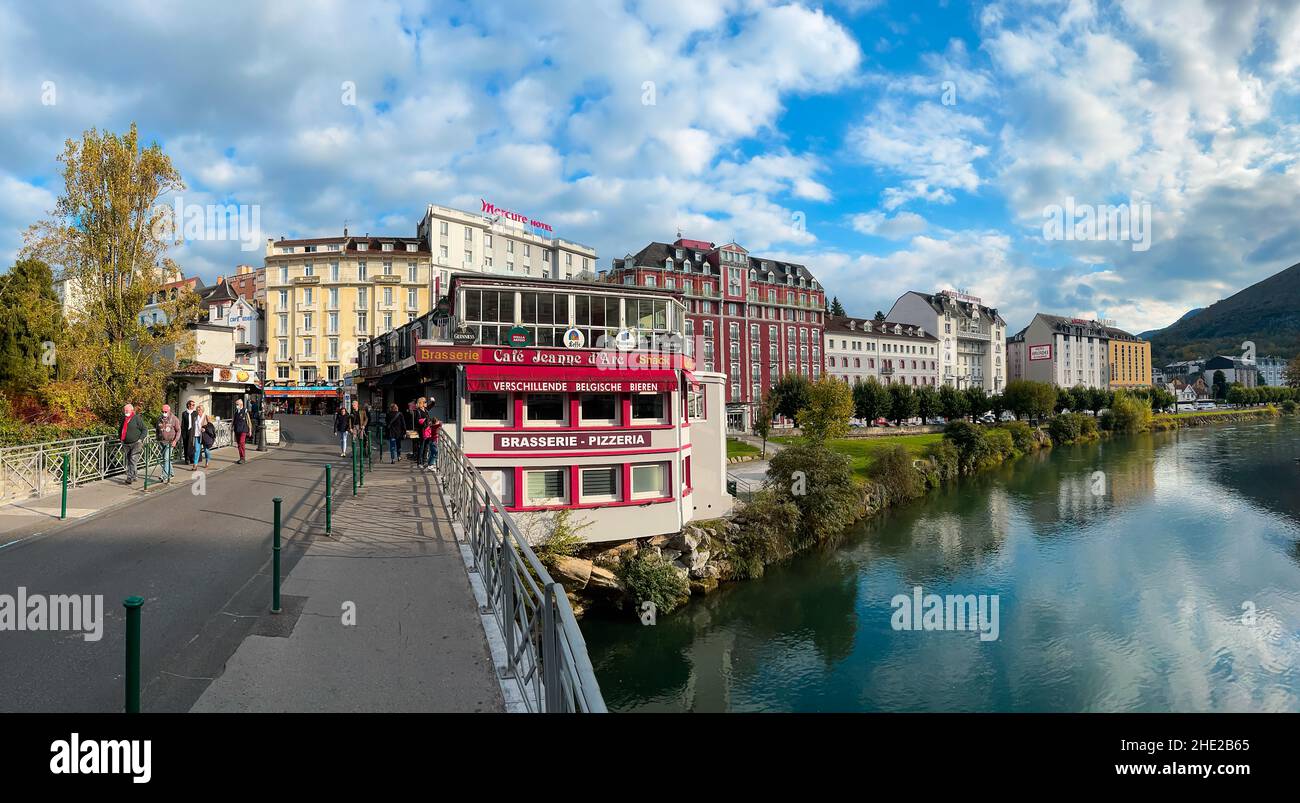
{"left": 493, "top": 431, "right": 651, "bottom": 450}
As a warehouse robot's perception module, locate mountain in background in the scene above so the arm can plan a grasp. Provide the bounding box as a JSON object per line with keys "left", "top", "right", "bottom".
{"left": 1138, "top": 307, "right": 1203, "bottom": 340}
{"left": 1147, "top": 261, "right": 1300, "bottom": 365}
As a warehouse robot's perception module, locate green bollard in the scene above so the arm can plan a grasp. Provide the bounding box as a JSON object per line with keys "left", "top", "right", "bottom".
{"left": 359, "top": 436, "right": 364, "bottom": 488}
{"left": 143, "top": 443, "right": 150, "bottom": 491}
{"left": 325, "top": 464, "right": 332, "bottom": 535}
{"left": 352, "top": 443, "right": 357, "bottom": 497}
{"left": 124, "top": 596, "right": 143, "bottom": 713}
{"left": 272, "top": 497, "right": 282, "bottom": 614}
{"left": 61, "top": 453, "right": 69, "bottom": 520}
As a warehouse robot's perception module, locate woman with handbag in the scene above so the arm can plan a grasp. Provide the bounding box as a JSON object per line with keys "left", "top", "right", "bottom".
{"left": 192, "top": 405, "right": 214, "bottom": 469}
{"left": 384, "top": 403, "right": 405, "bottom": 464}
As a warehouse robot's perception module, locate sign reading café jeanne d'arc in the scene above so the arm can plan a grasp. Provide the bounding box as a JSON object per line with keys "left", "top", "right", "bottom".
{"left": 414, "top": 343, "right": 693, "bottom": 370}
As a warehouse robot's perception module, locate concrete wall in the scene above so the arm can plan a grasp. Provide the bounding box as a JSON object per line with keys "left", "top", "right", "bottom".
{"left": 687, "top": 371, "right": 732, "bottom": 522}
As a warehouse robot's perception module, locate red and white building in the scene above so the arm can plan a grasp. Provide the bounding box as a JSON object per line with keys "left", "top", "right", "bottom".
{"left": 607, "top": 238, "right": 826, "bottom": 431}
{"left": 356, "top": 273, "right": 733, "bottom": 543}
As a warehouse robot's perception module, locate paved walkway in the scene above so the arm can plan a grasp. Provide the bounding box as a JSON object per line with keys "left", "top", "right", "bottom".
{"left": 191, "top": 453, "right": 505, "bottom": 713}
{"left": 0, "top": 439, "right": 271, "bottom": 545}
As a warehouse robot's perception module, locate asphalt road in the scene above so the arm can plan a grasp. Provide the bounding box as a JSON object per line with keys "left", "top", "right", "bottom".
{"left": 0, "top": 414, "right": 356, "bottom": 712}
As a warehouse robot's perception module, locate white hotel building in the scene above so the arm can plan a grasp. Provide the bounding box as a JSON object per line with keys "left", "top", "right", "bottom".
{"left": 824, "top": 316, "right": 940, "bottom": 387}
{"left": 885, "top": 290, "right": 1007, "bottom": 392}
{"left": 417, "top": 203, "right": 599, "bottom": 300}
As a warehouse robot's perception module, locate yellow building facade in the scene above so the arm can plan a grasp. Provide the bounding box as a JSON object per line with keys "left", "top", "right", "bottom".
{"left": 264, "top": 234, "right": 432, "bottom": 390}
{"left": 1108, "top": 334, "right": 1151, "bottom": 388}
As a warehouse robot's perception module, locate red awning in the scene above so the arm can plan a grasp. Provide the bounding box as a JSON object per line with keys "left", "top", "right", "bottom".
{"left": 683, "top": 370, "right": 701, "bottom": 388}
{"left": 465, "top": 364, "right": 678, "bottom": 393}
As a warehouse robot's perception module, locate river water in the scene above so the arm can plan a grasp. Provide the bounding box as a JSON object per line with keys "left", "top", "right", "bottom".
{"left": 582, "top": 419, "right": 1300, "bottom": 712}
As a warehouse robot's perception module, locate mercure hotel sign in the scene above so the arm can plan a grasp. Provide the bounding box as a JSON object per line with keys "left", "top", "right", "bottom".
{"left": 482, "top": 199, "right": 552, "bottom": 234}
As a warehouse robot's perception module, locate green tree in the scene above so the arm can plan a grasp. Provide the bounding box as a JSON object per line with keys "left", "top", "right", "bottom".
{"left": 1069, "top": 385, "right": 1091, "bottom": 413}
{"left": 1053, "top": 386, "right": 1071, "bottom": 414}
{"left": 767, "top": 443, "right": 859, "bottom": 549}
{"left": 829, "top": 297, "right": 846, "bottom": 317}
{"left": 1212, "top": 370, "right": 1227, "bottom": 400}
{"left": 771, "top": 374, "right": 812, "bottom": 422}
{"left": 1284, "top": 356, "right": 1300, "bottom": 390}
{"left": 853, "top": 377, "right": 889, "bottom": 422}
{"left": 914, "top": 384, "right": 939, "bottom": 421}
{"left": 797, "top": 375, "right": 854, "bottom": 443}
{"left": 0, "top": 258, "right": 63, "bottom": 392}
{"left": 963, "top": 386, "right": 990, "bottom": 421}
{"left": 1029, "top": 381, "right": 1058, "bottom": 422}
{"left": 938, "top": 383, "right": 968, "bottom": 421}
{"left": 22, "top": 124, "right": 200, "bottom": 422}
{"left": 988, "top": 392, "right": 1006, "bottom": 421}
{"left": 887, "top": 382, "right": 917, "bottom": 425}
{"left": 1088, "top": 386, "right": 1110, "bottom": 416}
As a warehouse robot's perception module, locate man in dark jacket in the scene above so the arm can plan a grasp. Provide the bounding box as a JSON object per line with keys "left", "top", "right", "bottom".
{"left": 180, "top": 400, "right": 196, "bottom": 464}
{"left": 233, "top": 398, "right": 253, "bottom": 464}
{"left": 119, "top": 403, "right": 148, "bottom": 485}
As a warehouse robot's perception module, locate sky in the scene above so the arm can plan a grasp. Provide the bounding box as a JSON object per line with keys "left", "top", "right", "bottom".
{"left": 4, "top": 0, "right": 1300, "bottom": 336}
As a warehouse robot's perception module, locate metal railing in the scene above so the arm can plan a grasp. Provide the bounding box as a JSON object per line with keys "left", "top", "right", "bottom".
{"left": 435, "top": 431, "right": 607, "bottom": 713}
{"left": 0, "top": 420, "right": 233, "bottom": 504}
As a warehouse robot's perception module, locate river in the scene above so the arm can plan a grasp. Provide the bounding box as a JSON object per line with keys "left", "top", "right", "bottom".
{"left": 581, "top": 418, "right": 1300, "bottom": 712}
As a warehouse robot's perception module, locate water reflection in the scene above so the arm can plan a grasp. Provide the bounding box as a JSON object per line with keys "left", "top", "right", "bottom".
{"left": 583, "top": 419, "right": 1300, "bottom": 712}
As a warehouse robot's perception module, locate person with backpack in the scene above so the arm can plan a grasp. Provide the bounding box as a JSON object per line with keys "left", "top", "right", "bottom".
{"left": 156, "top": 403, "right": 182, "bottom": 483}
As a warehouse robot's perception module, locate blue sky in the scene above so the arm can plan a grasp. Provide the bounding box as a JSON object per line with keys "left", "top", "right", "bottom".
{"left": 4, "top": 0, "right": 1300, "bottom": 335}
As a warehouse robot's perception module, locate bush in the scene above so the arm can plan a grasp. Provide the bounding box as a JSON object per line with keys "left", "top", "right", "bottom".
{"left": 868, "top": 444, "right": 924, "bottom": 505}
{"left": 726, "top": 489, "right": 801, "bottom": 579}
{"left": 1098, "top": 409, "right": 1115, "bottom": 431}
{"left": 1282, "top": 399, "right": 1297, "bottom": 415}
{"left": 943, "top": 420, "right": 994, "bottom": 475}
{"left": 922, "top": 439, "right": 960, "bottom": 486}
{"left": 984, "top": 426, "right": 1017, "bottom": 460}
{"left": 767, "top": 443, "right": 861, "bottom": 548}
{"left": 1047, "top": 412, "right": 1099, "bottom": 445}
{"left": 529, "top": 509, "right": 590, "bottom": 571}
{"left": 1109, "top": 390, "right": 1152, "bottom": 433}
{"left": 998, "top": 420, "right": 1036, "bottom": 453}
{"left": 615, "top": 549, "right": 690, "bottom": 616}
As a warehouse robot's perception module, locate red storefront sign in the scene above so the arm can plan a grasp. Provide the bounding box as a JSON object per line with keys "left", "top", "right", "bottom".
{"left": 465, "top": 365, "right": 678, "bottom": 393}
{"left": 493, "top": 431, "right": 651, "bottom": 450}
{"left": 417, "top": 343, "right": 694, "bottom": 371}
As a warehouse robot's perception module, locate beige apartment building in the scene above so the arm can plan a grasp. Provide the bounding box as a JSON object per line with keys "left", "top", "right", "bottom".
{"left": 264, "top": 233, "right": 432, "bottom": 393}
{"left": 417, "top": 202, "right": 598, "bottom": 297}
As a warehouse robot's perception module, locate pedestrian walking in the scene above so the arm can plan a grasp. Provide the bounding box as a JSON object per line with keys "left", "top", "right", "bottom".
{"left": 333, "top": 404, "right": 351, "bottom": 456}
{"left": 192, "top": 405, "right": 213, "bottom": 469}
{"left": 233, "top": 398, "right": 253, "bottom": 464}
{"left": 180, "top": 399, "right": 196, "bottom": 465}
{"left": 405, "top": 400, "right": 420, "bottom": 461}
{"left": 249, "top": 396, "right": 263, "bottom": 449}
{"left": 384, "top": 403, "right": 405, "bottom": 464}
{"left": 351, "top": 400, "right": 367, "bottom": 448}
{"left": 119, "top": 403, "right": 148, "bottom": 486}
{"left": 414, "top": 397, "right": 430, "bottom": 469}
{"left": 156, "top": 403, "right": 181, "bottom": 482}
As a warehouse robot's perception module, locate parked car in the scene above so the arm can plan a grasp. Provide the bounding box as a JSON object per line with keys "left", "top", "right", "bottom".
{"left": 978, "top": 413, "right": 997, "bottom": 424}
{"left": 873, "top": 417, "right": 891, "bottom": 426}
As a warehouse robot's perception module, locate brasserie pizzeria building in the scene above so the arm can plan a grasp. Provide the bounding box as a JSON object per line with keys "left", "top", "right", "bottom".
{"left": 356, "top": 273, "right": 732, "bottom": 543}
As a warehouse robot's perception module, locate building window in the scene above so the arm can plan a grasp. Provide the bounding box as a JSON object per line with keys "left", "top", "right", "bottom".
{"left": 525, "top": 393, "right": 567, "bottom": 425}
{"left": 525, "top": 469, "right": 567, "bottom": 506}
{"left": 464, "top": 289, "right": 517, "bottom": 345}
{"left": 580, "top": 467, "right": 619, "bottom": 503}
{"left": 277, "top": 365, "right": 289, "bottom": 380}
{"left": 358, "top": 261, "right": 367, "bottom": 281}
{"left": 631, "top": 393, "right": 665, "bottom": 421}
{"left": 580, "top": 393, "right": 619, "bottom": 424}
{"left": 631, "top": 463, "right": 666, "bottom": 499}
{"left": 408, "top": 263, "right": 418, "bottom": 283}
{"left": 469, "top": 392, "right": 509, "bottom": 422}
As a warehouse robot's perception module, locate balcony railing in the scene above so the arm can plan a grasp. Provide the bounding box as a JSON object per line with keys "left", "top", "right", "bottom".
{"left": 435, "top": 432, "right": 606, "bottom": 713}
